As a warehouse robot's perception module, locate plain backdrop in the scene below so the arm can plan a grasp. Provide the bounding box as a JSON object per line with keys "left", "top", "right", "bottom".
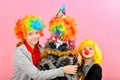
{"left": 0, "top": 0, "right": 120, "bottom": 80}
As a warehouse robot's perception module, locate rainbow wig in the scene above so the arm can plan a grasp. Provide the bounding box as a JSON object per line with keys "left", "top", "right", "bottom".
{"left": 49, "top": 15, "right": 77, "bottom": 41}
{"left": 77, "top": 38, "right": 102, "bottom": 65}
{"left": 49, "top": 4, "right": 77, "bottom": 41}
{"left": 14, "top": 15, "right": 45, "bottom": 42}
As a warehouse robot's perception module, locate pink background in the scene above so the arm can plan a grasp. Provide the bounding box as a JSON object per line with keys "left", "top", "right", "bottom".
{"left": 0, "top": 0, "right": 120, "bottom": 80}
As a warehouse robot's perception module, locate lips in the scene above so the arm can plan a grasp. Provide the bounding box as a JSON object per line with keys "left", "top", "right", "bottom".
{"left": 84, "top": 50, "right": 89, "bottom": 55}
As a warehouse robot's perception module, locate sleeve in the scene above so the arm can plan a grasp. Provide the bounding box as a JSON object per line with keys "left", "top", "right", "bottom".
{"left": 85, "top": 64, "right": 102, "bottom": 80}
{"left": 14, "top": 48, "right": 64, "bottom": 80}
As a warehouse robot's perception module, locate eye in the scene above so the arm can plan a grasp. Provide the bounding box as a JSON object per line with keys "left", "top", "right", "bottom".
{"left": 35, "top": 31, "right": 39, "bottom": 34}
{"left": 83, "top": 47, "right": 87, "bottom": 50}
{"left": 28, "top": 32, "right": 33, "bottom": 35}
{"left": 89, "top": 47, "right": 93, "bottom": 50}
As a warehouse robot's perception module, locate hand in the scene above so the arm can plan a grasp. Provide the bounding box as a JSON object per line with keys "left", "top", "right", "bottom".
{"left": 77, "top": 54, "right": 82, "bottom": 64}
{"left": 63, "top": 65, "right": 78, "bottom": 74}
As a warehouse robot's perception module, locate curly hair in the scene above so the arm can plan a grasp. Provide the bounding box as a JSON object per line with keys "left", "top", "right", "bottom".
{"left": 77, "top": 38, "right": 102, "bottom": 65}
{"left": 14, "top": 15, "right": 45, "bottom": 46}
{"left": 49, "top": 15, "right": 77, "bottom": 41}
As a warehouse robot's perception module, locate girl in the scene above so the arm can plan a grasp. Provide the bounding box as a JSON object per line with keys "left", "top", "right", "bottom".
{"left": 77, "top": 38, "right": 102, "bottom": 80}
{"left": 12, "top": 15, "right": 78, "bottom": 80}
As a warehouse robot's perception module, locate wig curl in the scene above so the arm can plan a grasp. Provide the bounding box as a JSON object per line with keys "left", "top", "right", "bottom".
{"left": 77, "top": 38, "right": 102, "bottom": 65}
{"left": 49, "top": 15, "right": 77, "bottom": 41}
{"left": 14, "top": 15, "right": 45, "bottom": 42}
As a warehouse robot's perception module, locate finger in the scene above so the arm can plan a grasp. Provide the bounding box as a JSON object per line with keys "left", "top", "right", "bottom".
{"left": 74, "top": 65, "right": 78, "bottom": 68}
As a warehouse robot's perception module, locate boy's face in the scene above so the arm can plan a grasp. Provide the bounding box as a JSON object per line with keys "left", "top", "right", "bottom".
{"left": 26, "top": 30, "right": 40, "bottom": 47}
{"left": 81, "top": 46, "right": 94, "bottom": 59}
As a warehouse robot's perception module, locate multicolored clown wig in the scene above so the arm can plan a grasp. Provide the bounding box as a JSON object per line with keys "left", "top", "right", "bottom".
{"left": 14, "top": 15, "right": 45, "bottom": 45}
{"left": 49, "top": 4, "right": 77, "bottom": 41}
{"left": 77, "top": 38, "right": 102, "bottom": 65}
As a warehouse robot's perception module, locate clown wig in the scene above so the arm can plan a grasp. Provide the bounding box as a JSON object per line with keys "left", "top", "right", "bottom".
{"left": 77, "top": 38, "right": 102, "bottom": 65}
{"left": 49, "top": 15, "right": 77, "bottom": 41}
{"left": 14, "top": 15, "right": 45, "bottom": 46}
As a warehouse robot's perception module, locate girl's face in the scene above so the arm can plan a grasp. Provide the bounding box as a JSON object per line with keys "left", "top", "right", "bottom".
{"left": 26, "top": 30, "right": 40, "bottom": 47}
{"left": 81, "top": 46, "right": 94, "bottom": 59}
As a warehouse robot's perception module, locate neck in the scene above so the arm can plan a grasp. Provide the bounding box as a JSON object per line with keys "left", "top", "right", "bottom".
{"left": 84, "top": 58, "right": 93, "bottom": 66}
{"left": 27, "top": 42, "right": 35, "bottom": 49}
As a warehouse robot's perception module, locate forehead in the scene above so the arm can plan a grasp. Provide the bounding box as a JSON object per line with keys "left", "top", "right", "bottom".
{"left": 83, "top": 46, "right": 93, "bottom": 49}
{"left": 27, "top": 30, "right": 39, "bottom": 33}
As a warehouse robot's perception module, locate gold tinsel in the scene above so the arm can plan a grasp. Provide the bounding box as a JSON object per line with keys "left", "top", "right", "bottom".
{"left": 41, "top": 48, "right": 78, "bottom": 58}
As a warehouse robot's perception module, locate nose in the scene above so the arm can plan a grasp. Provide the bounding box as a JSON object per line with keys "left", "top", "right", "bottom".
{"left": 84, "top": 50, "right": 89, "bottom": 55}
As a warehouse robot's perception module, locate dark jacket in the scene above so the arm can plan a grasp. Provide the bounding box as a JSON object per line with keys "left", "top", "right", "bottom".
{"left": 84, "top": 64, "right": 102, "bottom": 80}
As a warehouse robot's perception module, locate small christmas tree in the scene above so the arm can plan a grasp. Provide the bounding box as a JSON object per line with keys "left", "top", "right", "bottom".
{"left": 38, "top": 4, "right": 78, "bottom": 80}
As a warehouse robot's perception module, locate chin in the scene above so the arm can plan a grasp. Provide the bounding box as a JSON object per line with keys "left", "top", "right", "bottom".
{"left": 33, "top": 40, "right": 39, "bottom": 44}
{"left": 31, "top": 42, "right": 38, "bottom": 45}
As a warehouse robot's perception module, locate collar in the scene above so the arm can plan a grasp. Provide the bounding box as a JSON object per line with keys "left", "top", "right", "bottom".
{"left": 84, "top": 60, "right": 94, "bottom": 67}
{"left": 24, "top": 42, "right": 38, "bottom": 53}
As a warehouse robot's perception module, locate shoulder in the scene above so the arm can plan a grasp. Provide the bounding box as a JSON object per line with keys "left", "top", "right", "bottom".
{"left": 90, "top": 64, "right": 102, "bottom": 72}
{"left": 15, "top": 44, "right": 25, "bottom": 49}
{"left": 92, "top": 64, "right": 102, "bottom": 69}
{"left": 14, "top": 44, "right": 28, "bottom": 55}
{"left": 38, "top": 45, "right": 45, "bottom": 53}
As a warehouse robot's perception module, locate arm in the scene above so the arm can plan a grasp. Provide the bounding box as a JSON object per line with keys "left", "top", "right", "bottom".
{"left": 14, "top": 48, "right": 64, "bottom": 80}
